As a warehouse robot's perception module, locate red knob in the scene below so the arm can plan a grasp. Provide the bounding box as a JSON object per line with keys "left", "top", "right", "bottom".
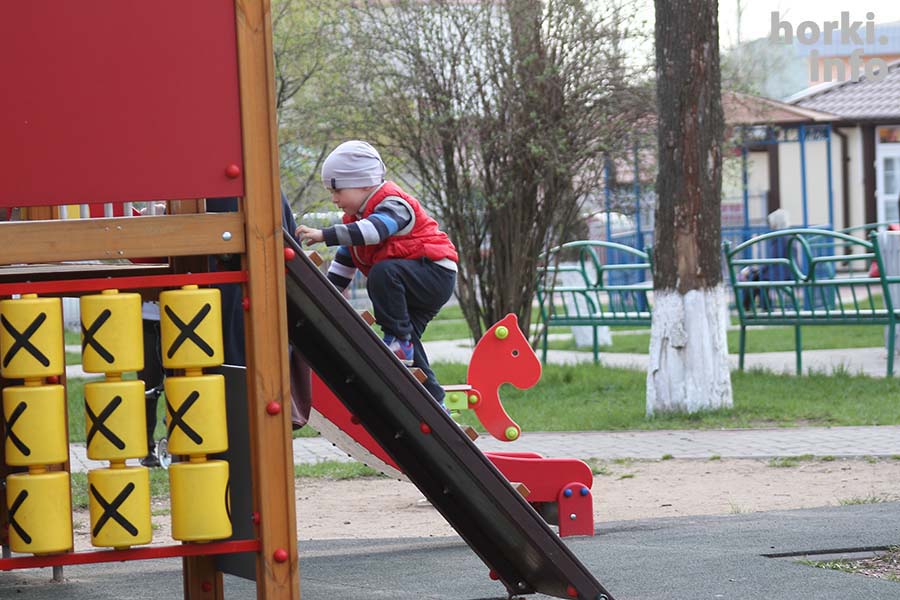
{"left": 47, "top": 375, "right": 60, "bottom": 384}
{"left": 284, "top": 247, "right": 296, "bottom": 261}
{"left": 225, "top": 164, "right": 241, "bottom": 179}
{"left": 201, "top": 581, "right": 213, "bottom": 593}
{"left": 266, "top": 401, "right": 282, "bottom": 415}
{"left": 273, "top": 548, "right": 289, "bottom": 563}
{"left": 566, "top": 585, "right": 578, "bottom": 597}
{"left": 241, "top": 297, "right": 250, "bottom": 311}
{"left": 489, "top": 570, "right": 499, "bottom": 581}
{"left": 251, "top": 511, "right": 261, "bottom": 525}
{"left": 420, "top": 422, "right": 431, "bottom": 434}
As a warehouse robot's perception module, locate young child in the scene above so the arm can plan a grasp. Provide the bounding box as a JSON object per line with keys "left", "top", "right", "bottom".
{"left": 296, "top": 141, "right": 457, "bottom": 404}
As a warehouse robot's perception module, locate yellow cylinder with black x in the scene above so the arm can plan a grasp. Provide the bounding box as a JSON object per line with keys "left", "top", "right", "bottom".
{"left": 87, "top": 466, "right": 151, "bottom": 548}
{"left": 169, "top": 459, "right": 231, "bottom": 541}
{"left": 84, "top": 379, "right": 148, "bottom": 461}
{"left": 5, "top": 471, "right": 72, "bottom": 554}
{"left": 164, "top": 374, "right": 227, "bottom": 455}
{"left": 2, "top": 384, "right": 67, "bottom": 467}
{"left": 159, "top": 285, "right": 223, "bottom": 370}
{"left": 80, "top": 289, "right": 143, "bottom": 375}
{"left": 0, "top": 295, "right": 63, "bottom": 380}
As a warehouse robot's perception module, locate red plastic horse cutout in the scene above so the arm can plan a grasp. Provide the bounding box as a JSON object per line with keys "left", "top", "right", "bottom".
{"left": 467, "top": 314, "right": 541, "bottom": 441}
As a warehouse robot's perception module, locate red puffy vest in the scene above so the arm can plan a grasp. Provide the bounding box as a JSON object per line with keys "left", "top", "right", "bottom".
{"left": 344, "top": 182, "right": 458, "bottom": 275}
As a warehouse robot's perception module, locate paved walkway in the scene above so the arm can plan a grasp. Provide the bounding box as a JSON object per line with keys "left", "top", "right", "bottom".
{"left": 289, "top": 425, "right": 900, "bottom": 465}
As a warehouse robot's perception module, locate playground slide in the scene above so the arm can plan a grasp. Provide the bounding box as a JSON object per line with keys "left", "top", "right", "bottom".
{"left": 283, "top": 232, "right": 613, "bottom": 600}
{"left": 308, "top": 373, "right": 596, "bottom": 538}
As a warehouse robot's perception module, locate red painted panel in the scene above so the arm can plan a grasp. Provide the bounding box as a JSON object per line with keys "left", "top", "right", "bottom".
{"left": 310, "top": 373, "right": 401, "bottom": 471}
{"left": 0, "top": 2, "right": 244, "bottom": 208}
{"left": 484, "top": 453, "right": 593, "bottom": 502}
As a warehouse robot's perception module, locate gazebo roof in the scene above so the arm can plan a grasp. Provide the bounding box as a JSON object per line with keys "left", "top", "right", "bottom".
{"left": 724, "top": 91, "right": 840, "bottom": 126}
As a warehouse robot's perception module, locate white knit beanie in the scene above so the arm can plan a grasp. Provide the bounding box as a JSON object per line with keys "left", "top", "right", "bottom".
{"left": 321, "top": 141, "right": 386, "bottom": 190}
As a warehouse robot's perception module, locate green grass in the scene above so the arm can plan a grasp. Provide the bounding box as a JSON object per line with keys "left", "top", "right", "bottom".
{"left": 71, "top": 468, "right": 170, "bottom": 509}
{"left": 358, "top": 303, "right": 473, "bottom": 342}
{"left": 801, "top": 545, "right": 900, "bottom": 583}
{"left": 293, "top": 460, "right": 384, "bottom": 479}
{"left": 293, "top": 425, "right": 321, "bottom": 438}
{"left": 71, "top": 472, "right": 90, "bottom": 508}
{"left": 432, "top": 362, "right": 900, "bottom": 432}
{"left": 729, "top": 501, "right": 747, "bottom": 514}
{"left": 432, "top": 305, "right": 464, "bottom": 321}
{"left": 68, "top": 378, "right": 87, "bottom": 442}
{"left": 421, "top": 318, "right": 472, "bottom": 342}
{"left": 584, "top": 459, "right": 612, "bottom": 476}
{"left": 838, "top": 495, "right": 894, "bottom": 505}
{"left": 64, "top": 328, "right": 81, "bottom": 364}
{"left": 65, "top": 329, "right": 81, "bottom": 346}
{"left": 547, "top": 323, "right": 888, "bottom": 354}
{"left": 768, "top": 454, "right": 815, "bottom": 468}
{"left": 420, "top": 304, "right": 475, "bottom": 342}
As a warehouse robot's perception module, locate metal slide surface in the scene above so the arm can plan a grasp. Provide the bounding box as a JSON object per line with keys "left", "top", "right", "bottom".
{"left": 283, "top": 232, "right": 614, "bottom": 600}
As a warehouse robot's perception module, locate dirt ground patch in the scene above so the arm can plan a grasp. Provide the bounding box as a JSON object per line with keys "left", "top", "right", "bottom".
{"left": 71, "top": 458, "right": 900, "bottom": 550}
{"left": 290, "top": 458, "right": 900, "bottom": 539}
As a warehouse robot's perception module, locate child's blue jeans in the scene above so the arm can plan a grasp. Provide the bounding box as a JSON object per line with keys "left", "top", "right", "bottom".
{"left": 366, "top": 257, "right": 456, "bottom": 402}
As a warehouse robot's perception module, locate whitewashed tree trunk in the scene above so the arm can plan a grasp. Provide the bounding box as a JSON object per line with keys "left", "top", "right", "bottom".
{"left": 646, "top": 286, "right": 732, "bottom": 416}
{"left": 650, "top": 0, "right": 730, "bottom": 415}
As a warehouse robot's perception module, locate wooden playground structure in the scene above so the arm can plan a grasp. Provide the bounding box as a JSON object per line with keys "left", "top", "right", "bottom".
{"left": 0, "top": 3, "right": 614, "bottom": 599}
{"left": 0, "top": 2, "right": 300, "bottom": 597}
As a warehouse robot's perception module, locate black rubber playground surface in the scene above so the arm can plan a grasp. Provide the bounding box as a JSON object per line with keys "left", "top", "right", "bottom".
{"left": 2, "top": 502, "right": 900, "bottom": 600}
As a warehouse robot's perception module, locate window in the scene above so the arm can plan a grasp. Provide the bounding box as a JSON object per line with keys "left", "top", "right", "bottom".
{"left": 879, "top": 126, "right": 900, "bottom": 144}
{"left": 886, "top": 157, "right": 899, "bottom": 197}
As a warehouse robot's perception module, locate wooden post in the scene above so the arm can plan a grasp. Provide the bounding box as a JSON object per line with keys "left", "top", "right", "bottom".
{"left": 234, "top": 1, "right": 300, "bottom": 598}
{"left": 184, "top": 555, "right": 225, "bottom": 600}
{"left": 168, "top": 198, "right": 227, "bottom": 599}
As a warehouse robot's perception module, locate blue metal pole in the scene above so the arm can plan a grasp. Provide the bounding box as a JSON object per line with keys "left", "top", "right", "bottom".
{"left": 741, "top": 142, "right": 750, "bottom": 233}
{"left": 604, "top": 157, "right": 612, "bottom": 242}
{"left": 825, "top": 124, "right": 834, "bottom": 229}
{"left": 799, "top": 124, "right": 809, "bottom": 227}
{"left": 633, "top": 141, "right": 641, "bottom": 249}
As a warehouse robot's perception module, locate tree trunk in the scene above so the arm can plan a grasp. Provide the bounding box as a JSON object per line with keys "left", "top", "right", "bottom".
{"left": 648, "top": 0, "right": 732, "bottom": 415}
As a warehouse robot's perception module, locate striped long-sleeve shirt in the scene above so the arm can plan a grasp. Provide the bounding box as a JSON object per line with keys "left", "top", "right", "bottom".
{"left": 324, "top": 197, "right": 413, "bottom": 291}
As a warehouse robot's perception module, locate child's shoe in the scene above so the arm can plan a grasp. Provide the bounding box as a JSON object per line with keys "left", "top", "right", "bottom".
{"left": 383, "top": 334, "right": 414, "bottom": 366}
{"left": 140, "top": 450, "right": 161, "bottom": 468}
